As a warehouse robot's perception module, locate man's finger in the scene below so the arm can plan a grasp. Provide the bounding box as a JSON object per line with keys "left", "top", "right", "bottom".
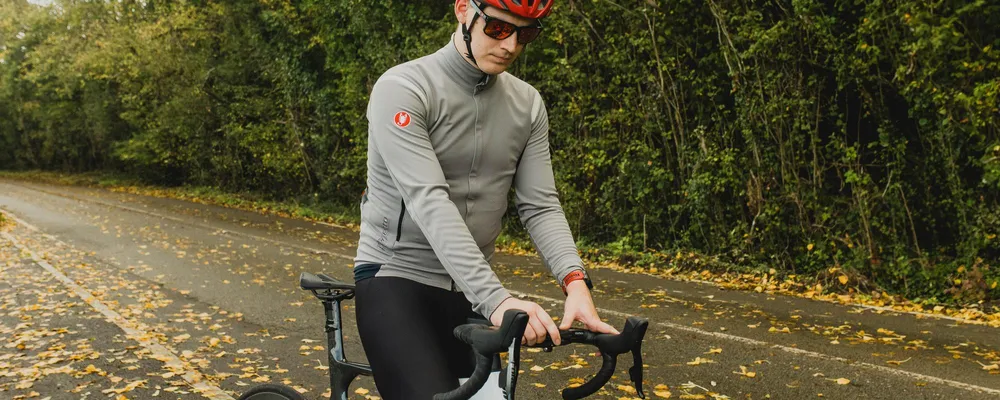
{"left": 523, "top": 321, "right": 540, "bottom": 345}
{"left": 538, "top": 308, "right": 561, "bottom": 346}
{"left": 599, "top": 320, "right": 620, "bottom": 335}
{"left": 589, "top": 318, "right": 619, "bottom": 335}
{"left": 528, "top": 317, "right": 547, "bottom": 345}
{"left": 559, "top": 311, "right": 573, "bottom": 330}
{"left": 580, "top": 312, "right": 618, "bottom": 335}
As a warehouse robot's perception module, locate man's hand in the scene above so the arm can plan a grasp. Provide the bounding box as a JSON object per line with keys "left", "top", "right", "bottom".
{"left": 491, "top": 297, "right": 562, "bottom": 346}
{"left": 559, "top": 280, "right": 619, "bottom": 334}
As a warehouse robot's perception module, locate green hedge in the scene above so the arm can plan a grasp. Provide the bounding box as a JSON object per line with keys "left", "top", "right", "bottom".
{"left": 1, "top": 0, "right": 997, "bottom": 301}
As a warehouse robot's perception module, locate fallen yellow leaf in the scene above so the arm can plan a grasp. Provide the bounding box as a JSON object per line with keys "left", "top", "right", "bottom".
{"left": 734, "top": 365, "right": 757, "bottom": 378}
{"left": 654, "top": 390, "right": 673, "bottom": 398}
{"left": 617, "top": 384, "right": 637, "bottom": 394}
{"left": 686, "top": 357, "right": 716, "bottom": 366}
{"left": 838, "top": 275, "right": 849, "bottom": 285}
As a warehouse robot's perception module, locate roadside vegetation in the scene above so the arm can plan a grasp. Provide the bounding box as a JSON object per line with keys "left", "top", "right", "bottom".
{"left": 1, "top": 0, "right": 997, "bottom": 308}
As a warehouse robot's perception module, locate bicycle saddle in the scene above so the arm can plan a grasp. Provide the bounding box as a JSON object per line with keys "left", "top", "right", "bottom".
{"left": 299, "top": 272, "right": 356, "bottom": 291}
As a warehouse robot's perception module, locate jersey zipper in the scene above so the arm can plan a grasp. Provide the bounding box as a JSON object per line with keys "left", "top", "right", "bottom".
{"left": 456, "top": 75, "right": 488, "bottom": 293}
{"left": 467, "top": 74, "right": 487, "bottom": 219}
{"left": 395, "top": 199, "right": 405, "bottom": 242}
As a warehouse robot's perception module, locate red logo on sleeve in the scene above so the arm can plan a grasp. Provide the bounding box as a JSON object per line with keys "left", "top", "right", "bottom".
{"left": 394, "top": 111, "right": 411, "bottom": 128}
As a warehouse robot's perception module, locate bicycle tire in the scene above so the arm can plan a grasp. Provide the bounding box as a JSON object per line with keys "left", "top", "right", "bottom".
{"left": 238, "top": 384, "right": 307, "bottom": 400}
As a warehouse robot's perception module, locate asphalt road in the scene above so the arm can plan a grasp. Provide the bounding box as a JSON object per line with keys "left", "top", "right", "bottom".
{"left": 1, "top": 178, "right": 998, "bottom": 399}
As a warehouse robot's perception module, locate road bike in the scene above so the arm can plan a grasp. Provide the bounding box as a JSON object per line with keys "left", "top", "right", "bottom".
{"left": 238, "top": 272, "right": 649, "bottom": 400}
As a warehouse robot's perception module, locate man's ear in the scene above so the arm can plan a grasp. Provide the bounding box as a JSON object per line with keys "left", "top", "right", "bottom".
{"left": 454, "top": 0, "right": 469, "bottom": 24}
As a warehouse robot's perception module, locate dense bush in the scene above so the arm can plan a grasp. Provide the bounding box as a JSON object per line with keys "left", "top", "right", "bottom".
{"left": 1, "top": 0, "right": 997, "bottom": 300}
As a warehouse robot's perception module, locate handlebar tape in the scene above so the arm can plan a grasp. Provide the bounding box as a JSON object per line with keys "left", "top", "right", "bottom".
{"left": 561, "top": 352, "right": 616, "bottom": 400}
{"left": 433, "top": 351, "right": 493, "bottom": 400}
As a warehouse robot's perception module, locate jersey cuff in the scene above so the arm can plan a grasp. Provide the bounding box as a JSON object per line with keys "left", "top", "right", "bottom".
{"left": 480, "top": 289, "right": 513, "bottom": 322}
{"left": 555, "top": 265, "right": 585, "bottom": 285}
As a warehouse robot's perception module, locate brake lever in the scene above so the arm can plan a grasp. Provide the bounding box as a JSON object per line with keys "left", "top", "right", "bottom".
{"left": 500, "top": 325, "right": 521, "bottom": 400}
{"left": 627, "top": 317, "right": 648, "bottom": 398}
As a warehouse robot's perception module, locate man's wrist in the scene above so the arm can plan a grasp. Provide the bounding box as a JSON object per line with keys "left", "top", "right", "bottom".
{"left": 564, "top": 279, "right": 590, "bottom": 295}
{"left": 560, "top": 269, "right": 593, "bottom": 295}
{"left": 489, "top": 295, "right": 515, "bottom": 324}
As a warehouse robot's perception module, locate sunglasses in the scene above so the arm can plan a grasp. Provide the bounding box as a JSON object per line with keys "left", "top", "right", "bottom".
{"left": 469, "top": 0, "right": 544, "bottom": 44}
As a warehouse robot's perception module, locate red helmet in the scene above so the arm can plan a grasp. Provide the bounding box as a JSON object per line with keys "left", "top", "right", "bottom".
{"left": 479, "top": 0, "right": 553, "bottom": 19}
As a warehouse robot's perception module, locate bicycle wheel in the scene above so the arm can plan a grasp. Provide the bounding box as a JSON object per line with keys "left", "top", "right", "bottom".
{"left": 238, "top": 384, "right": 307, "bottom": 400}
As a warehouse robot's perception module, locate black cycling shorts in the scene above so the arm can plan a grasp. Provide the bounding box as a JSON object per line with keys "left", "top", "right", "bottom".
{"left": 355, "top": 273, "right": 482, "bottom": 400}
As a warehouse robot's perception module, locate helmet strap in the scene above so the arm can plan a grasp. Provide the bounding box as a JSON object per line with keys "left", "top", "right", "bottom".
{"left": 461, "top": 3, "right": 482, "bottom": 65}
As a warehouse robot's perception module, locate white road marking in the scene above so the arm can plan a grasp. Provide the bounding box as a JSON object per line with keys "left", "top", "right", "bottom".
{"left": 9, "top": 182, "right": 993, "bottom": 328}
{"left": 1, "top": 231, "right": 236, "bottom": 400}
{"left": 6, "top": 183, "right": 1000, "bottom": 396}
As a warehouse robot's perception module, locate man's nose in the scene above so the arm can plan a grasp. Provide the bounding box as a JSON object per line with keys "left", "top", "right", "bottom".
{"left": 499, "top": 31, "right": 519, "bottom": 52}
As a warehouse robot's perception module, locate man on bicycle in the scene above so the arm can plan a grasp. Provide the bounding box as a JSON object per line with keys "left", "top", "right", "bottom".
{"left": 353, "top": 0, "right": 617, "bottom": 398}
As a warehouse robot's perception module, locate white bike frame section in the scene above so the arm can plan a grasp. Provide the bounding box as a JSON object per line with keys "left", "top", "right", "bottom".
{"left": 459, "top": 371, "right": 505, "bottom": 399}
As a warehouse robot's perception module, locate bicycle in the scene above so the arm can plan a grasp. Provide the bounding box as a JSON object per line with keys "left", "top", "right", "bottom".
{"left": 238, "top": 272, "right": 649, "bottom": 400}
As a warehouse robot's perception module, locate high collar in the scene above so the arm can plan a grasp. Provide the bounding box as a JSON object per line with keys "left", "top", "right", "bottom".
{"left": 439, "top": 33, "right": 498, "bottom": 93}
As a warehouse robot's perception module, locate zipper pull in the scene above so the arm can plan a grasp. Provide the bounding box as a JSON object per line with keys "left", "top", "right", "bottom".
{"left": 475, "top": 73, "right": 489, "bottom": 93}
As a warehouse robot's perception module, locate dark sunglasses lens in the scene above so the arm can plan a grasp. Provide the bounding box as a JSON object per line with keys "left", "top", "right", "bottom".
{"left": 484, "top": 19, "right": 516, "bottom": 40}
{"left": 518, "top": 27, "right": 541, "bottom": 44}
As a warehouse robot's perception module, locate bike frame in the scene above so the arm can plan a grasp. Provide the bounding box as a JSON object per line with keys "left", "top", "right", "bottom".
{"left": 319, "top": 293, "right": 372, "bottom": 400}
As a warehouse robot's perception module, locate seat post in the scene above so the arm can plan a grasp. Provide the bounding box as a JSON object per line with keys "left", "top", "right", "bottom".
{"left": 324, "top": 297, "right": 371, "bottom": 400}
{"left": 323, "top": 299, "right": 347, "bottom": 364}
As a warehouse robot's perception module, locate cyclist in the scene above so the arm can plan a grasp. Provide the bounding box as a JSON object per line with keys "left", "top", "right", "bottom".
{"left": 353, "top": 0, "right": 618, "bottom": 398}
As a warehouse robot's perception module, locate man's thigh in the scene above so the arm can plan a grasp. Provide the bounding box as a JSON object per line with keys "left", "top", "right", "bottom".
{"left": 355, "top": 277, "right": 475, "bottom": 399}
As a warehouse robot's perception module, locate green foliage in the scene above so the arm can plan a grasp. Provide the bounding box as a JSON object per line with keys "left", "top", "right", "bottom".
{"left": 1, "top": 0, "right": 997, "bottom": 301}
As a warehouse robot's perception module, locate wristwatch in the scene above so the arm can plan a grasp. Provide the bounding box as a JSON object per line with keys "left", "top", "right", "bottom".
{"left": 561, "top": 269, "right": 593, "bottom": 295}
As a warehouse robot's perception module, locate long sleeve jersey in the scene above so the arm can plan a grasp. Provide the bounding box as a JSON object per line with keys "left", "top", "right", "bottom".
{"left": 354, "top": 36, "right": 585, "bottom": 319}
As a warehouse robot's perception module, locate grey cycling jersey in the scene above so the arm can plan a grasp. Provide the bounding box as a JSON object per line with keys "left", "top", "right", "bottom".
{"left": 355, "top": 36, "right": 586, "bottom": 319}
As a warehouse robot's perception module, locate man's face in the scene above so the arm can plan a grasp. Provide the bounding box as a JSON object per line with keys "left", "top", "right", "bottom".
{"left": 457, "top": 0, "right": 539, "bottom": 74}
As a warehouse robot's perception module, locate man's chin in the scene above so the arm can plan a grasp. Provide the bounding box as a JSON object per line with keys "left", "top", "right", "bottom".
{"left": 478, "top": 60, "right": 510, "bottom": 75}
